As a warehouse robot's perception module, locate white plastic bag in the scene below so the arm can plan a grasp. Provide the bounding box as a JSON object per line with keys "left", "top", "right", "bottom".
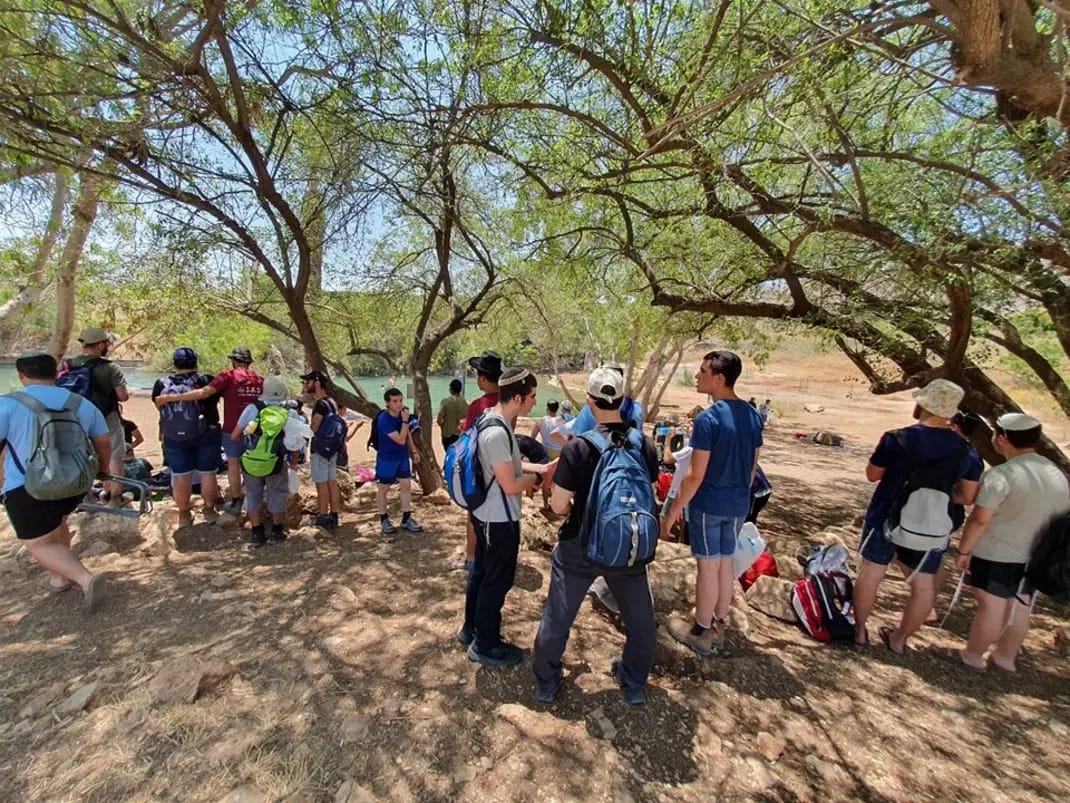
{"left": 732, "top": 522, "right": 766, "bottom": 578}
{"left": 283, "top": 416, "right": 313, "bottom": 451}
{"left": 287, "top": 468, "right": 300, "bottom": 496}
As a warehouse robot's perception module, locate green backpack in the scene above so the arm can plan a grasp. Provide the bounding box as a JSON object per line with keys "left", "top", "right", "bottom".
{"left": 240, "top": 403, "right": 289, "bottom": 478}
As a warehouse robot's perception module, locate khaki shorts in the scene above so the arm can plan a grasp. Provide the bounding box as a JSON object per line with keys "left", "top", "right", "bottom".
{"left": 105, "top": 412, "right": 126, "bottom": 462}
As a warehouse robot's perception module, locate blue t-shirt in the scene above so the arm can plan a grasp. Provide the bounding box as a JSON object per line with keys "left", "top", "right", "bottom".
{"left": 375, "top": 411, "right": 409, "bottom": 462}
{"left": 0, "top": 385, "right": 109, "bottom": 493}
{"left": 689, "top": 399, "right": 764, "bottom": 517}
{"left": 570, "top": 397, "right": 645, "bottom": 436}
{"left": 863, "top": 424, "right": 983, "bottom": 532}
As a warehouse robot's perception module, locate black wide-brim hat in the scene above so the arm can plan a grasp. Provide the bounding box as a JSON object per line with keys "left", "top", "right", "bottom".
{"left": 467, "top": 349, "right": 503, "bottom": 380}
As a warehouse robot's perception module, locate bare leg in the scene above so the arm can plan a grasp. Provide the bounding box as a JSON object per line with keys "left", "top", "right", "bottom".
{"left": 328, "top": 479, "right": 341, "bottom": 514}
{"left": 962, "top": 588, "right": 1011, "bottom": 668}
{"left": 465, "top": 518, "right": 476, "bottom": 561}
{"left": 107, "top": 453, "right": 125, "bottom": 503}
{"left": 25, "top": 522, "right": 94, "bottom": 592}
{"left": 316, "top": 482, "right": 329, "bottom": 515}
{"left": 926, "top": 565, "right": 949, "bottom": 622}
{"left": 694, "top": 558, "right": 718, "bottom": 628}
{"left": 199, "top": 472, "right": 218, "bottom": 513}
{"left": 376, "top": 484, "right": 389, "bottom": 516}
{"left": 172, "top": 474, "right": 193, "bottom": 513}
{"left": 399, "top": 478, "right": 412, "bottom": 514}
{"left": 853, "top": 559, "right": 888, "bottom": 645}
{"left": 989, "top": 597, "right": 1032, "bottom": 672}
{"left": 889, "top": 572, "right": 937, "bottom": 653}
{"left": 714, "top": 556, "right": 734, "bottom": 620}
{"left": 226, "top": 458, "right": 243, "bottom": 502}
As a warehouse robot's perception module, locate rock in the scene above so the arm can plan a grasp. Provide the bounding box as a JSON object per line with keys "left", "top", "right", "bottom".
{"left": 426, "top": 488, "right": 451, "bottom": 506}
{"left": 756, "top": 731, "right": 785, "bottom": 762}
{"left": 218, "top": 785, "right": 267, "bottom": 803}
{"left": 743, "top": 755, "right": 780, "bottom": 791}
{"left": 19, "top": 682, "right": 65, "bottom": 719}
{"left": 79, "top": 541, "right": 113, "bottom": 558}
{"left": 335, "top": 778, "right": 376, "bottom": 803}
{"left": 141, "top": 508, "right": 178, "bottom": 556}
{"left": 207, "top": 732, "right": 260, "bottom": 766}
{"left": 803, "top": 404, "right": 825, "bottom": 413}
{"left": 805, "top": 754, "right": 846, "bottom": 783}
{"left": 452, "top": 765, "right": 478, "bottom": 784}
{"left": 590, "top": 706, "right": 617, "bottom": 740}
{"left": 148, "top": 658, "right": 237, "bottom": 704}
{"left": 55, "top": 682, "right": 99, "bottom": 716}
{"left": 330, "top": 586, "right": 358, "bottom": 610}
{"left": 812, "top": 430, "right": 843, "bottom": 446}
{"left": 339, "top": 713, "right": 369, "bottom": 743}
{"left": 209, "top": 574, "right": 233, "bottom": 589}
{"left": 744, "top": 575, "right": 798, "bottom": 623}
{"left": 1055, "top": 627, "right": 1070, "bottom": 657}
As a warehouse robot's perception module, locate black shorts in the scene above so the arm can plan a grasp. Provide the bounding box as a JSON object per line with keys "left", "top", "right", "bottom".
{"left": 2, "top": 486, "right": 83, "bottom": 540}
{"left": 965, "top": 556, "right": 1027, "bottom": 599}
{"left": 442, "top": 434, "right": 460, "bottom": 450}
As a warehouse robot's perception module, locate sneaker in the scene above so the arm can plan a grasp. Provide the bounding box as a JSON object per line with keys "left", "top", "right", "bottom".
{"left": 380, "top": 519, "right": 397, "bottom": 534}
{"left": 467, "top": 642, "right": 524, "bottom": 667}
{"left": 226, "top": 498, "right": 244, "bottom": 516}
{"left": 313, "top": 514, "right": 333, "bottom": 529}
{"left": 610, "top": 659, "right": 646, "bottom": 706}
{"left": 535, "top": 679, "right": 560, "bottom": 704}
{"left": 202, "top": 508, "right": 220, "bottom": 525}
{"left": 457, "top": 626, "right": 474, "bottom": 647}
{"left": 177, "top": 510, "right": 194, "bottom": 529}
{"left": 667, "top": 616, "right": 719, "bottom": 657}
{"left": 400, "top": 517, "right": 423, "bottom": 533}
{"left": 248, "top": 525, "right": 267, "bottom": 549}
{"left": 268, "top": 525, "right": 287, "bottom": 544}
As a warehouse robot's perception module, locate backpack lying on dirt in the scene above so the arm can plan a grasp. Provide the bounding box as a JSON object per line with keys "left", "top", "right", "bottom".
{"left": 241, "top": 403, "right": 289, "bottom": 478}
{"left": 1025, "top": 511, "right": 1070, "bottom": 602}
{"left": 444, "top": 414, "right": 511, "bottom": 511}
{"left": 5, "top": 392, "right": 98, "bottom": 500}
{"left": 791, "top": 571, "right": 855, "bottom": 643}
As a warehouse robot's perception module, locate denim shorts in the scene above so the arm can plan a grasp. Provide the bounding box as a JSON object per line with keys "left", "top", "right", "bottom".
{"left": 859, "top": 525, "right": 944, "bottom": 575}
{"left": 310, "top": 452, "right": 337, "bottom": 483}
{"left": 164, "top": 427, "right": 223, "bottom": 478}
{"left": 688, "top": 510, "right": 743, "bottom": 559}
{"left": 222, "top": 436, "right": 244, "bottom": 460}
{"left": 376, "top": 457, "right": 411, "bottom": 485}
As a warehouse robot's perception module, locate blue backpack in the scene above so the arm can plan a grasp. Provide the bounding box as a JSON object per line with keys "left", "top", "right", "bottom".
{"left": 56, "top": 357, "right": 115, "bottom": 415}
{"left": 157, "top": 373, "right": 207, "bottom": 442}
{"left": 444, "top": 414, "right": 511, "bottom": 511}
{"left": 579, "top": 428, "right": 659, "bottom": 568}
{"left": 312, "top": 399, "right": 347, "bottom": 459}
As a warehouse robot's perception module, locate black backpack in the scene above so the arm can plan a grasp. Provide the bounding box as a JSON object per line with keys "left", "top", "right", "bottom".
{"left": 366, "top": 410, "right": 381, "bottom": 452}
{"left": 1025, "top": 511, "right": 1070, "bottom": 602}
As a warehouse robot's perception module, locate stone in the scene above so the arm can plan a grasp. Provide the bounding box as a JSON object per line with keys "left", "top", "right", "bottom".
{"left": 19, "top": 682, "right": 65, "bottom": 719}
{"left": 217, "top": 785, "right": 267, "bottom": 803}
{"left": 805, "top": 754, "right": 846, "bottom": 783}
{"left": 744, "top": 575, "right": 798, "bottom": 623}
{"left": 335, "top": 778, "right": 376, "bottom": 803}
{"left": 55, "top": 682, "right": 99, "bottom": 716}
{"left": 756, "top": 731, "right": 785, "bottom": 762}
{"left": 590, "top": 706, "right": 617, "bottom": 740}
{"left": 339, "top": 713, "right": 369, "bottom": 743}
{"left": 426, "top": 488, "right": 451, "bottom": 506}
{"left": 209, "top": 574, "right": 233, "bottom": 589}
{"left": 743, "top": 755, "right": 780, "bottom": 791}
{"left": 148, "top": 658, "right": 237, "bottom": 704}
{"left": 452, "top": 765, "right": 478, "bottom": 784}
{"left": 803, "top": 404, "right": 825, "bottom": 413}
{"left": 79, "top": 541, "right": 113, "bottom": 558}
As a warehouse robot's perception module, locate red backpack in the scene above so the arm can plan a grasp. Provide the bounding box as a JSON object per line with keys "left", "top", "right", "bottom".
{"left": 791, "top": 572, "right": 855, "bottom": 642}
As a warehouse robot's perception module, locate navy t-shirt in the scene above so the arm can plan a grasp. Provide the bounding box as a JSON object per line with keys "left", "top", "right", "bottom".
{"left": 689, "top": 399, "right": 764, "bottom": 517}
{"left": 375, "top": 410, "right": 409, "bottom": 461}
{"left": 863, "top": 424, "right": 983, "bottom": 532}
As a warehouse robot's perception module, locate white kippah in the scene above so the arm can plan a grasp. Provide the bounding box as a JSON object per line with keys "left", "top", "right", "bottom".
{"left": 996, "top": 412, "right": 1041, "bottom": 432}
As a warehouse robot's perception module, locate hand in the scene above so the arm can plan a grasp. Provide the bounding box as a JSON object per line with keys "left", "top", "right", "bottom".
{"left": 400, "top": 407, "right": 410, "bottom": 423}
{"left": 542, "top": 458, "right": 559, "bottom": 488}
{"left": 955, "top": 552, "right": 971, "bottom": 572}
{"left": 660, "top": 510, "right": 679, "bottom": 542}
{"left": 411, "top": 451, "right": 421, "bottom": 465}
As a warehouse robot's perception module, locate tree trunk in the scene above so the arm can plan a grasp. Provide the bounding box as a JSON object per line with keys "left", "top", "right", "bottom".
{"left": 0, "top": 169, "right": 68, "bottom": 324}
{"left": 648, "top": 345, "right": 685, "bottom": 422}
{"left": 408, "top": 348, "right": 443, "bottom": 493}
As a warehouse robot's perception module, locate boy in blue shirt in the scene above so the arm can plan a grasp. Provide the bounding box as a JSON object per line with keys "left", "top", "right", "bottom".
{"left": 661, "top": 351, "right": 763, "bottom": 655}
{"left": 375, "top": 388, "right": 422, "bottom": 534}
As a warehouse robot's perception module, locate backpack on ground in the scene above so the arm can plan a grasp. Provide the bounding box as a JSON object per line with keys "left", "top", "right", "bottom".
{"left": 56, "top": 357, "right": 115, "bottom": 415}
{"left": 5, "top": 391, "right": 99, "bottom": 500}
{"left": 884, "top": 430, "right": 968, "bottom": 553}
{"left": 791, "top": 571, "right": 855, "bottom": 642}
{"left": 156, "top": 374, "right": 207, "bottom": 442}
{"left": 444, "top": 415, "right": 511, "bottom": 510}
{"left": 579, "top": 428, "right": 659, "bottom": 569}
{"left": 1025, "top": 511, "right": 1070, "bottom": 602}
{"left": 312, "top": 399, "right": 347, "bottom": 459}
{"left": 241, "top": 402, "right": 289, "bottom": 478}
{"left": 797, "top": 543, "right": 851, "bottom": 577}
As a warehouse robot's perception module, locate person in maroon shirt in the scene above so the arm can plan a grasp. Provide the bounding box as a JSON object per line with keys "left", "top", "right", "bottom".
{"left": 155, "top": 347, "right": 264, "bottom": 515}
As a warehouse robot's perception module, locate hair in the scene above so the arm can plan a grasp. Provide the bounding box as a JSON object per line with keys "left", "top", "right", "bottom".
{"left": 16, "top": 353, "right": 57, "bottom": 380}
{"left": 951, "top": 410, "right": 987, "bottom": 439}
{"left": 449, "top": 378, "right": 463, "bottom": 395}
{"left": 383, "top": 387, "right": 403, "bottom": 403}
{"left": 703, "top": 350, "right": 743, "bottom": 387}
{"left": 995, "top": 423, "right": 1042, "bottom": 449}
{"left": 545, "top": 400, "right": 559, "bottom": 414}
{"left": 592, "top": 395, "right": 623, "bottom": 411}
{"left": 498, "top": 367, "right": 537, "bottom": 404}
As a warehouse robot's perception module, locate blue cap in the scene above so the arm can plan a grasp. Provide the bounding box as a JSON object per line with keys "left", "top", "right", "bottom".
{"left": 173, "top": 347, "right": 198, "bottom": 369}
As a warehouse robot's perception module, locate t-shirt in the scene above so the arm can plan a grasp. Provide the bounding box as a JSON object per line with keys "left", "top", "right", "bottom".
{"left": 464, "top": 393, "right": 499, "bottom": 431}
{"left": 472, "top": 412, "right": 522, "bottom": 523}
{"left": 209, "top": 368, "right": 264, "bottom": 432}
{"left": 537, "top": 416, "right": 562, "bottom": 449}
{"left": 152, "top": 372, "right": 221, "bottom": 428}
{"left": 863, "top": 424, "right": 982, "bottom": 532}
{"left": 66, "top": 355, "right": 126, "bottom": 415}
{"left": 689, "top": 399, "right": 764, "bottom": 517}
{"left": 0, "top": 385, "right": 108, "bottom": 493}
{"left": 553, "top": 422, "right": 658, "bottom": 542}
{"left": 565, "top": 397, "right": 645, "bottom": 438}
{"left": 375, "top": 410, "right": 409, "bottom": 462}
{"left": 972, "top": 453, "right": 1070, "bottom": 563}
{"left": 438, "top": 395, "right": 468, "bottom": 439}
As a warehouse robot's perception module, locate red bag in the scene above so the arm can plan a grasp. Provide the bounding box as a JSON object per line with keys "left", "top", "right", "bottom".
{"left": 656, "top": 471, "right": 673, "bottom": 502}
{"left": 738, "top": 549, "right": 778, "bottom": 591}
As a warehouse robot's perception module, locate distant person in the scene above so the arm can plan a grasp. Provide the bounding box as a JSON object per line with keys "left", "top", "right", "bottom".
{"left": 661, "top": 351, "right": 763, "bottom": 656}
{"left": 852, "top": 379, "right": 981, "bottom": 653}
{"left": 952, "top": 413, "right": 1069, "bottom": 671}
{"left": 119, "top": 404, "right": 144, "bottom": 456}
{"left": 747, "top": 397, "right": 757, "bottom": 408}
{"left": 60, "top": 327, "right": 129, "bottom": 505}
{"left": 0, "top": 352, "right": 110, "bottom": 610}
{"left": 375, "top": 388, "right": 422, "bottom": 534}
{"left": 531, "top": 399, "right": 565, "bottom": 460}
{"left": 457, "top": 351, "right": 503, "bottom": 570}
{"left": 302, "top": 369, "right": 342, "bottom": 531}
{"left": 757, "top": 399, "right": 772, "bottom": 424}
{"left": 157, "top": 346, "right": 263, "bottom": 516}
{"left": 335, "top": 406, "right": 365, "bottom": 470}
{"left": 437, "top": 378, "right": 468, "bottom": 450}
{"left": 152, "top": 347, "right": 223, "bottom": 528}
{"left": 560, "top": 400, "right": 574, "bottom": 421}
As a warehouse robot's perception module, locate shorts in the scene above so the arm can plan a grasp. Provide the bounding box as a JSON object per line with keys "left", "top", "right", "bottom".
{"left": 376, "top": 457, "right": 412, "bottom": 485}
{"left": 688, "top": 510, "right": 743, "bottom": 559}
{"left": 105, "top": 412, "right": 126, "bottom": 461}
{"left": 964, "top": 557, "right": 1028, "bottom": 599}
{"left": 244, "top": 470, "right": 288, "bottom": 514}
{"left": 222, "top": 436, "right": 244, "bottom": 460}
{"left": 859, "top": 525, "right": 944, "bottom": 575}
{"left": 442, "top": 434, "right": 460, "bottom": 450}
{"left": 3, "top": 486, "right": 82, "bottom": 540}
{"left": 164, "top": 427, "right": 223, "bottom": 478}
{"left": 310, "top": 452, "right": 338, "bottom": 483}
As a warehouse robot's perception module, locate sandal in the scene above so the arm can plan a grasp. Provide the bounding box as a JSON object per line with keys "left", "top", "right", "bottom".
{"left": 878, "top": 626, "right": 907, "bottom": 656}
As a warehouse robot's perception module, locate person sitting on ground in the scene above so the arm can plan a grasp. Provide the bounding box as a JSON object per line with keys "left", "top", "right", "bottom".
{"left": 853, "top": 379, "right": 981, "bottom": 653}
{"left": 456, "top": 351, "right": 503, "bottom": 570}
{"left": 461, "top": 367, "right": 548, "bottom": 667}
{"left": 374, "top": 388, "right": 422, "bottom": 534}
{"left": 301, "top": 369, "right": 342, "bottom": 531}
{"left": 157, "top": 346, "right": 263, "bottom": 516}
{"left": 661, "top": 350, "right": 763, "bottom": 656}
{"left": 532, "top": 367, "right": 658, "bottom": 704}
{"left": 119, "top": 404, "right": 144, "bottom": 457}
{"left": 0, "top": 352, "right": 110, "bottom": 610}
{"left": 951, "top": 413, "right": 1069, "bottom": 671}
{"left": 152, "top": 347, "right": 223, "bottom": 528}
{"left": 437, "top": 378, "right": 467, "bottom": 451}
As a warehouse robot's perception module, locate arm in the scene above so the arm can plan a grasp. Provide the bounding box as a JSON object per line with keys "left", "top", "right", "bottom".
{"left": 955, "top": 505, "right": 997, "bottom": 569}
{"left": 154, "top": 384, "right": 217, "bottom": 407}
{"left": 749, "top": 447, "right": 760, "bottom": 489}
{"left": 953, "top": 479, "right": 979, "bottom": 506}
{"left": 436, "top": 401, "right": 446, "bottom": 429}
{"left": 492, "top": 459, "right": 539, "bottom": 495}
{"left": 387, "top": 426, "right": 408, "bottom": 445}
{"left": 662, "top": 448, "right": 711, "bottom": 527}
{"left": 550, "top": 483, "right": 573, "bottom": 516}
{"left": 91, "top": 434, "right": 112, "bottom": 475}
{"left": 865, "top": 463, "right": 885, "bottom": 483}
{"left": 129, "top": 427, "right": 144, "bottom": 451}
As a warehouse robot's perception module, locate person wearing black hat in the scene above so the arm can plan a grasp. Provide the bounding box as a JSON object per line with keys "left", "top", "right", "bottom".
{"left": 301, "top": 369, "right": 341, "bottom": 531}
{"left": 152, "top": 348, "right": 222, "bottom": 528}
{"left": 156, "top": 346, "right": 263, "bottom": 515}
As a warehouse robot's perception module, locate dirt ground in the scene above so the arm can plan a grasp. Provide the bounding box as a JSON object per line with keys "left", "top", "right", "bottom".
{"left": 0, "top": 349, "right": 1068, "bottom": 802}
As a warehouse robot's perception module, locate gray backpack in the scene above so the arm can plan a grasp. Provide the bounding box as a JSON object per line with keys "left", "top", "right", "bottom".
{"left": 6, "top": 391, "right": 99, "bottom": 500}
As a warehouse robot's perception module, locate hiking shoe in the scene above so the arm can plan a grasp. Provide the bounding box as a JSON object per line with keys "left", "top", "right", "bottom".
{"left": 668, "top": 616, "right": 718, "bottom": 657}
{"left": 457, "top": 625, "right": 474, "bottom": 647}
{"left": 226, "top": 498, "right": 244, "bottom": 516}
{"left": 202, "top": 507, "right": 220, "bottom": 525}
{"left": 611, "top": 659, "right": 646, "bottom": 706}
{"left": 248, "top": 525, "right": 267, "bottom": 549}
{"left": 177, "top": 510, "right": 194, "bottom": 529}
{"left": 400, "top": 517, "right": 423, "bottom": 533}
{"left": 313, "top": 514, "right": 333, "bottom": 530}
{"left": 535, "top": 679, "right": 560, "bottom": 704}
{"left": 328, "top": 512, "right": 339, "bottom": 530}
{"left": 380, "top": 519, "right": 397, "bottom": 534}
{"left": 467, "top": 642, "right": 524, "bottom": 667}
{"left": 268, "top": 525, "right": 287, "bottom": 544}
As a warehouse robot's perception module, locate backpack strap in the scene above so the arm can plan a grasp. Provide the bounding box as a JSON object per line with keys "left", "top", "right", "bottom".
{"left": 475, "top": 414, "right": 515, "bottom": 521}
{"left": 5, "top": 391, "right": 84, "bottom": 474}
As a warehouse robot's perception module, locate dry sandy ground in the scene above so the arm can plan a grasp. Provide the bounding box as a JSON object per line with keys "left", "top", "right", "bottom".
{"left": 0, "top": 349, "right": 1067, "bottom": 802}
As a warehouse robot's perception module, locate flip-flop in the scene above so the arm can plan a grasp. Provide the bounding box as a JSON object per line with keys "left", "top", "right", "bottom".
{"left": 83, "top": 574, "right": 106, "bottom": 612}
{"left": 877, "top": 626, "right": 908, "bottom": 656}
{"left": 854, "top": 629, "right": 869, "bottom": 648}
